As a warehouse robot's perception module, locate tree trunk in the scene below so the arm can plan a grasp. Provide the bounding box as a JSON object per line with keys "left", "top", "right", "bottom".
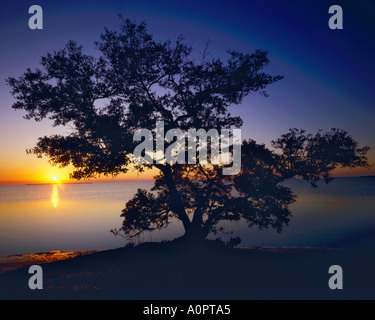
{"left": 162, "top": 165, "right": 192, "bottom": 233}
{"left": 159, "top": 165, "right": 207, "bottom": 244}
{"left": 182, "top": 225, "right": 205, "bottom": 243}
{"left": 180, "top": 207, "right": 206, "bottom": 244}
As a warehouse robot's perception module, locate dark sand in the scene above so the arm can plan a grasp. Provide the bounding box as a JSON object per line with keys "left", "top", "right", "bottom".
{"left": 0, "top": 241, "right": 374, "bottom": 300}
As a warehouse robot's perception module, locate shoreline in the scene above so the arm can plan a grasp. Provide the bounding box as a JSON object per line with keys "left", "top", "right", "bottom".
{"left": 1, "top": 243, "right": 373, "bottom": 299}
{"left": 0, "top": 245, "right": 359, "bottom": 275}
{"left": 0, "top": 250, "right": 99, "bottom": 274}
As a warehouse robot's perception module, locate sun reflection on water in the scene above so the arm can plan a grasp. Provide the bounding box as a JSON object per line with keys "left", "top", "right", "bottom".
{"left": 51, "top": 184, "right": 59, "bottom": 208}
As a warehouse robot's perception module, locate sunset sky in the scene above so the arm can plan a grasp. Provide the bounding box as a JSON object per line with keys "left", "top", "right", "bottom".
{"left": 1, "top": 0, "right": 374, "bottom": 184}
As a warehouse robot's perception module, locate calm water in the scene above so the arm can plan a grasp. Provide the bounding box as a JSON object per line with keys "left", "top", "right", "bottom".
{"left": 0, "top": 178, "right": 374, "bottom": 254}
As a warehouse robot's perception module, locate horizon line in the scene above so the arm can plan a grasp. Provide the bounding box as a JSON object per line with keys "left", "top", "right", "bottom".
{"left": 0, "top": 175, "right": 374, "bottom": 186}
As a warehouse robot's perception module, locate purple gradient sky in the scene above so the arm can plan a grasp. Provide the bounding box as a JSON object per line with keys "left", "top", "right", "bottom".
{"left": 0, "top": 0, "right": 374, "bottom": 183}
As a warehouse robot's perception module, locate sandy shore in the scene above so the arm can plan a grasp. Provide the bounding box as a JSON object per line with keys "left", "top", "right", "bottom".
{"left": 0, "top": 246, "right": 338, "bottom": 274}
{"left": 1, "top": 243, "right": 374, "bottom": 299}
{"left": 0, "top": 250, "right": 99, "bottom": 274}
